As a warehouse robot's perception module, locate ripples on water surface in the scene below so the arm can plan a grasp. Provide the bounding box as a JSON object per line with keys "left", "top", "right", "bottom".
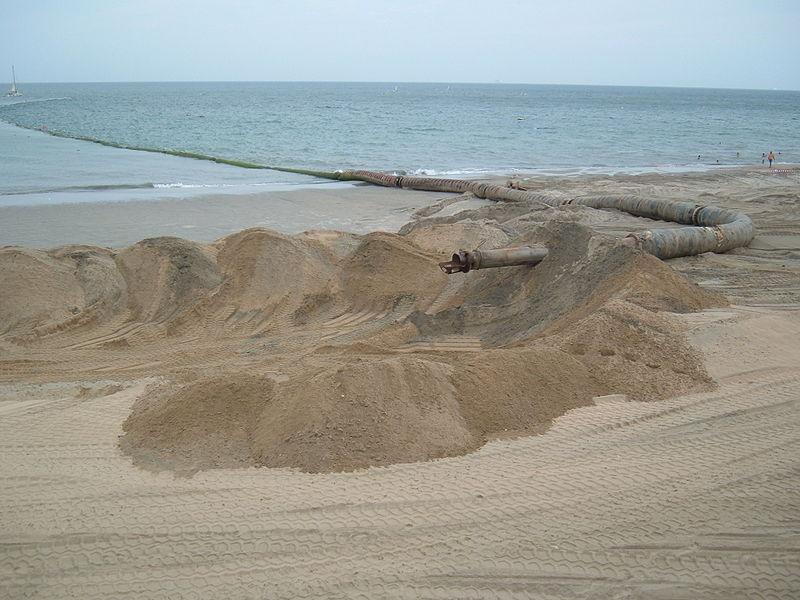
{"left": 1, "top": 82, "right": 798, "bottom": 201}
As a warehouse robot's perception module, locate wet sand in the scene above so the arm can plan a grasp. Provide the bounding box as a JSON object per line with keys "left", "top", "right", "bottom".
{"left": 1, "top": 166, "right": 799, "bottom": 598}
{"left": 0, "top": 185, "right": 469, "bottom": 248}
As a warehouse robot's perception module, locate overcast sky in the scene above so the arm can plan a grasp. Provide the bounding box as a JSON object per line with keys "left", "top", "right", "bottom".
{"left": 1, "top": 0, "right": 798, "bottom": 89}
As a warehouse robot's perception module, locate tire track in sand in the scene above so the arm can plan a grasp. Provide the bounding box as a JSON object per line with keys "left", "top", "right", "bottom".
{"left": 1, "top": 339, "right": 798, "bottom": 599}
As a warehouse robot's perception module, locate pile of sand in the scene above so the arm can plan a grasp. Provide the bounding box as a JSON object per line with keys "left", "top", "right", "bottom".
{"left": 117, "top": 237, "right": 222, "bottom": 324}
{"left": 122, "top": 360, "right": 471, "bottom": 474}
{"left": 0, "top": 245, "right": 124, "bottom": 338}
{"left": 1, "top": 203, "right": 726, "bottom": 473}
{"left": 111, "top": 220, "right": 724, "bottom": 473}
{"left": 0, "top": 247, "right": 88, "bottom": 337}
{"left": 0, "top": 227, "right": 409, "bottom": 341}
{"left": 120, "top": 375, "right": 274, "bottom": 471}
{"left": 403, "top": 221, "right": 511, "bottom": 256}
{"left": 122, "top": 349, "right": 601, "bottom": 474}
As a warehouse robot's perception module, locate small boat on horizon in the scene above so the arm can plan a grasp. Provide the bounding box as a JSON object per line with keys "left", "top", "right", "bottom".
{"left": 6, "top": 65, "right": 22, "bottom": 97}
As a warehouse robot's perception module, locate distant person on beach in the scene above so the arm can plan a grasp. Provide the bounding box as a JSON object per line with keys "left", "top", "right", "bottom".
{"left": 768, "top": 151, "right": 775, "bottom": 167}
{"left": 762, "top": 153, "right": 766, "bottom": 164}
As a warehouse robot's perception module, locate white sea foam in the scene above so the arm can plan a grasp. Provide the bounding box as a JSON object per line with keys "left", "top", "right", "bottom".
{"left": 0, "top": 96, "right": 71, "bottom": 106}
{"left": 404, "top": 167, "right": 518, "bottom": 177}
{"left": 151, "top": 180, "right": 348, "bottom": 189}
{"left": 402, "top": 163, "right": 732, "bottom": 179}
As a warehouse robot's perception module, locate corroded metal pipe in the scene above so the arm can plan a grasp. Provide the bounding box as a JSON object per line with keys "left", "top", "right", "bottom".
{"left": 439, "top": 246, "right": 548, "bottom": 274}
{"left": 555, "top": 196, "right": 756, "bottom": 259}
{"left": 334, "top": 171, "right": 755, "bottom": 262}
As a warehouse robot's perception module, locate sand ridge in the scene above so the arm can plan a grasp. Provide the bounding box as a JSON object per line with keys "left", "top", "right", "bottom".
{"left": 2, "top": 211, "right": 724, "bottom": 472}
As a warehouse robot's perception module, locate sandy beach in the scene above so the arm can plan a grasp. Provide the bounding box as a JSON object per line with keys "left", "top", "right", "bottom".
{"left": 0, "top": 185, "right": 471, "bottom": 248}
{"left": 1, "top": 166, "right": 799, "bottom": 598}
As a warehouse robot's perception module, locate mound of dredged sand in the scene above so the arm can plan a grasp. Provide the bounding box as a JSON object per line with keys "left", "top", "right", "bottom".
{"left": 123, "top": 225, "right": 722, "bottom": 473}
{"left": 117, "top": 237, "right": 222, "bottom": 323}
{"left": 0, "top": 245, "right": 125, "bottom": 338}
{"left": 0, "top": 215, "right": 725, "bottom": 473}
{"left": 122, "top": 349, "right": 600, "bottom": 474}
{"left": 0, "top": 247, "right": 88, "bottom": 336}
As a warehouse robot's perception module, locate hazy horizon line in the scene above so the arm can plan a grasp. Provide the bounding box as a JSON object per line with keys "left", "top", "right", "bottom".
{"left": 5, "top": 79, "right": 799, "bottom": 93}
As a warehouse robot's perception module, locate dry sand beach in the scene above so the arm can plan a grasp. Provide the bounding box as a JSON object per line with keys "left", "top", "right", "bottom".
{"left": 1, "top": 166, "right": 799, "bottom": 598}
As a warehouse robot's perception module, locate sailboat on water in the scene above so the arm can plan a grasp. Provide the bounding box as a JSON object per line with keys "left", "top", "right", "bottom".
{"left": 6, "top": 65, "right": 22, "bottom": 97}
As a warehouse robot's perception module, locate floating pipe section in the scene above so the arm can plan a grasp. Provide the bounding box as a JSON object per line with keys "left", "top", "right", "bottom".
{"left": 439, "top": 246, "right": 548, "bottom": 274}
{"left": 331, "top": 171, "right": 755, "bottom": 263}
{"left": 6, "top": 119, "right": 755, "bottom": 264}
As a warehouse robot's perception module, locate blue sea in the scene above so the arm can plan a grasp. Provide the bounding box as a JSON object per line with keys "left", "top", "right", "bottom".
{"left": 1, "top": 82, "right": 798, "bottom": 205}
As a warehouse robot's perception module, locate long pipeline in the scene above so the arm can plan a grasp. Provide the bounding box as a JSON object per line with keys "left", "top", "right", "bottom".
{"left": 4, "top": 122, "right": 754, "bottom": 258}
{"left": 333, "top": 170, "right": 756, "bottom": 262}
{"left": 3, "top": 119, "right": 756, "bottom": 262}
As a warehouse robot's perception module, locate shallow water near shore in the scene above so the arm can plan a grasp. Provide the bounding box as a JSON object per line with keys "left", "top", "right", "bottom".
{"left": 1, "top": 82, "right": 798, "bottom": 206}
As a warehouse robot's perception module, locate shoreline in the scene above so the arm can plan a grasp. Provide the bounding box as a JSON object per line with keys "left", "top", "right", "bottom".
{"left": 0, "top": 186, "right": 471, "bottom": 248}
{"left": 2, "top": 119, "right": 796, "bottom": 209}
{"left": 2, "top": 165, "right": 797, "bottom": 249}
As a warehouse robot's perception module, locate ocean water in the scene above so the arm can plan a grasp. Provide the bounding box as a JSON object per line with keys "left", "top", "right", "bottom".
{"left": 1, "top": 82, "right": 798, "bottom": 205}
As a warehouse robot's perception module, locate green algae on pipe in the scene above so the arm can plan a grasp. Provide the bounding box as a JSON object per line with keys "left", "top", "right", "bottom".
{"left": 5, "top": 120, "right": 351, "bottom": 179}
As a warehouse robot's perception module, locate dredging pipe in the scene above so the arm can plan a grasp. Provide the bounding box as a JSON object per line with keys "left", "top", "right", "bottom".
{"left": 11, "top": 123, "right": 754, "bottom": 263}
{"left": 17, "top": 118, "right": 754, "bottom": 266}
{"left": 554, "top": 195, "right": 755, "bottom": 260}
{"left": 330, "top": 171, "right": 755, "bottom": 265}
{"left": 9, "top": 124, "right": 754, "bottom": 261}
{"left": 439, "top": 246, "right": 548, "bottom": 274}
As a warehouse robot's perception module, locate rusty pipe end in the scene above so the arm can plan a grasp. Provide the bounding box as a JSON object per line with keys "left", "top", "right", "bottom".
{"left": 621, "top": 234, "right": 640, "bottom": 248}
{"left": 439, "top": 250, "right": 471, "bottom": 274}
